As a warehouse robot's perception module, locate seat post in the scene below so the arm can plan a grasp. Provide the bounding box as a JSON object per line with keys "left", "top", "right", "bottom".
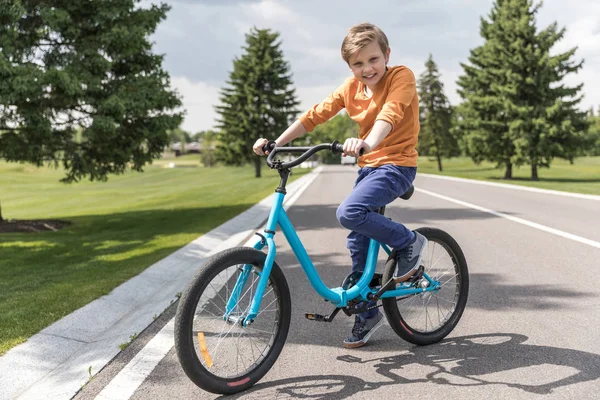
{"left": 377, "top": 205, "right": 386, "bottom": 215}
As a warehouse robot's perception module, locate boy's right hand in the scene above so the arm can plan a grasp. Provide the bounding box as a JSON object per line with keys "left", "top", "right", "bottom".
{"left": 253, "top": 138, "right": 270, "bottom": 156}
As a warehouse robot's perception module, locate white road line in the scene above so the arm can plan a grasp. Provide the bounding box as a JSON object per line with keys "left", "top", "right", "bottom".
{"left": 95, "top": 167, "right": 322, "bottom": 400}
{"left": 417, "top": 187, "right": 600, "bottom": 250}
{"left": 95, "top": 319, "right": 175, "bottom": 400}
{"left": 419, "top": 173, "right": 600, "bottom": 201}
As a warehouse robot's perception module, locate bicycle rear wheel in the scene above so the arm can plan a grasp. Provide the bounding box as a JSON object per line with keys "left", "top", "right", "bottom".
{"left": 174, "top": 247, "right": 291, "bottom": 394}
{"left": 382, "top": 227, "right": 469, "bottom": 345}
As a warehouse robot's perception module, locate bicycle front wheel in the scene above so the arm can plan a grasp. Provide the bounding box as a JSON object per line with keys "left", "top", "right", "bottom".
{"left": 174, "top": 247, "right": 291, "bottom": 394}
{"left": 382, "top": 227, "right": 469, "bottom": 345}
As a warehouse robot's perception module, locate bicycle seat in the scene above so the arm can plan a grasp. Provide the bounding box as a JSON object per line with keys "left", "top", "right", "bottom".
{"left": 399, "top": 185, "right": 414, "bottom": 200}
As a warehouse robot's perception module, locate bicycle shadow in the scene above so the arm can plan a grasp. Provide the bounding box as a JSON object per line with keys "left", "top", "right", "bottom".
{"left": 220, "top": 333, "right": 600, "bottom": 399}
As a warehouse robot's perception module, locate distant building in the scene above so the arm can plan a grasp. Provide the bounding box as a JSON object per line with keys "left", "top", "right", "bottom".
{"left": 170, "top": 141, "right": 215, "bottom": 157}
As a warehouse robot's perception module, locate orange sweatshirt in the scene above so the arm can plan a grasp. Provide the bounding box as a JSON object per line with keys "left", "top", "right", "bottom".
{"left": 298, "top": 65, "right": 420, "bottom": 167}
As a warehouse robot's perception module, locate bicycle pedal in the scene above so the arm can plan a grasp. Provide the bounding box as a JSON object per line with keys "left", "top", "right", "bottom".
{"left": 305, "top": 313, "right": 326, "bottom": 321}
{"left": 391, "top": 265, "right": 425, "bottom": 285}
{"left": 408, "top": 265, "right": 425, "bottom": 283}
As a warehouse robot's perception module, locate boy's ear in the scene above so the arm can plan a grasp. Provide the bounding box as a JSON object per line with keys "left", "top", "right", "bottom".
{"left": 385, "top": 48, "right": 391, "bottom": 64}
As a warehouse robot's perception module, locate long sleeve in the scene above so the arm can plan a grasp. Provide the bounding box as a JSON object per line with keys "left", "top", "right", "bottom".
{"left": 298, "top": 84, "right": 346, "bottom": 132}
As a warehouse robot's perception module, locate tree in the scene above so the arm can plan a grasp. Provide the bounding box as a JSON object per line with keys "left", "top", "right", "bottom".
{"left": 167, "top": 127, "right": 192, "bottom": 155}
{"left": 456, "top": 0, "right": 588, "bottom": 180}
{"left": 214, "top": 28, "right": 300, "bottom": 178}
{"left": 196, "top": 130, "right": 217, "bottom": 167}
{"left": 168, "top": 128, "right": 192, "bottom": 145}
{"left": 0, "top": 1, "right": 183, "bottom": 183}
{"left": 417, "top": 54, "right": 459, "bottom": 171}
{"left": 583, "top": 107, "right": 600, "bottom": 156}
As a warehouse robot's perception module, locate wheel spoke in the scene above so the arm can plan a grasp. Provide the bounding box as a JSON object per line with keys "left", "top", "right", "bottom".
{"left": 388, "top": 233, "right": 467, "bottom": 338}
{"left": 176, "top": 249, "right": 288, "bottom": 385}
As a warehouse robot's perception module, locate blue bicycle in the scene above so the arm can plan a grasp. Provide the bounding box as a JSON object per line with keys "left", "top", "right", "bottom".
{"left": 174, "top": 142, "right": 469, "bottom": 394}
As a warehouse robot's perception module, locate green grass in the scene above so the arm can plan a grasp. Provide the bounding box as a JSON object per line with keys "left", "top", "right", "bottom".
{"left": 0, "top": 160, "right": 310, "bottom": 355}
{"left": 417, "top": 156, "right": 600, "bottom": 195}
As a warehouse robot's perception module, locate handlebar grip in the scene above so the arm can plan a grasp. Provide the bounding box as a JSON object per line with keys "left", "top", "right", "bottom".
{"left": 262, "top": 140, "right": 277, "bottom": 153}
{"left": 332, "top": 142, "right": 344, "bottom": 154}
{"left": 332, "top": 141, "right": 365, "bottom": 156}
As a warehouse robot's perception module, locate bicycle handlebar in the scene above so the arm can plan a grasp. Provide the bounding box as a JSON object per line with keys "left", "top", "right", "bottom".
{"left": 262, "top": 141, "right": 345, "bottom": 169}
{"left": 262, "top": 141, "right": 363, "bottom": 169}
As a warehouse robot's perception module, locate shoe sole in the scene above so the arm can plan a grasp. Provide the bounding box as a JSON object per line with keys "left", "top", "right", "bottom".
{"left": 342, "top": 318, "right": 386, "bottom": 348}
{"left": 393, "top": 237, "right": 429, "bottom": 283}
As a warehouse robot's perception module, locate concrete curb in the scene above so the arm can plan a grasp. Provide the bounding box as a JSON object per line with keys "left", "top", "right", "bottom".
{"left": 0, "top": 167, "right": 323, "bottom": 400}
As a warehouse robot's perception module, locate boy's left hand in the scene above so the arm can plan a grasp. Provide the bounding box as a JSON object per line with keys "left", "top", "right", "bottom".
{"left": 342, "top": 138, "right": 370, "bottom": 157}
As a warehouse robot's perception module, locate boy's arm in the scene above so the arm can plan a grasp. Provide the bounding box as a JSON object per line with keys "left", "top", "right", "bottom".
{"left": 275, "top": 119, "right": 306, "bottom": 146}
{"left": 297, "top": 88, "right": 345, "bottom": 133}
{"left": 253, "top": 84, "right": 347, "bottom": 155}
{"left": 343, "top": 120, "right": 392, "bottom": 156}
{"left": 364, "top": 120, "right": 392, "bottom": 150}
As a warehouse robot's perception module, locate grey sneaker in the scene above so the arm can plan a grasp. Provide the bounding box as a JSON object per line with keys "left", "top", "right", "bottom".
{"left": 343, "top": 311, "right": 385, "bottom": 348}
{"left": 393, "top": 231, "right": 428, "bottom": 282}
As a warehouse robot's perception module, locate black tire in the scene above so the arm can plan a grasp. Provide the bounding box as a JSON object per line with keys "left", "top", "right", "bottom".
{"left": 382, "top": 227, "right": 469, "bottom": 345}
{"left": 174, "top": 247, "right": 291, "bottom": 394}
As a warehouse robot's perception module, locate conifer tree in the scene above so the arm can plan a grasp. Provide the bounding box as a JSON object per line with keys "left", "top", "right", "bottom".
{"left": 417, "top": 54, "right": 459, "bottom": 171}
{"left": 457, "top": 0, "right": 588, "bottom": 180}
{"left": 0, "top": 1, "right": 182, "bottom": 183}
{"left": 215, "top": 28, "right": 300, "bottom": 177}
{"left": 584, "top": 107, "right": 600, "bottom": 156}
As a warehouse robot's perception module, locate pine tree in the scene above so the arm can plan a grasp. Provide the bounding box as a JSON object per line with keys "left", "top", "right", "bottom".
{"left": 584, "top": 106, "right": 600, "bottom": 156}
{"left": 0, "top": 0, "right": 182, "bottom": 183}
{"left": 215, "top": 28, "right": 300, "bottom": 177}
{"left": 457, "top": 0, "right": 588, "bottom": 180}
{"left": 417, "top": 54, "right": 459, "bottom": 171}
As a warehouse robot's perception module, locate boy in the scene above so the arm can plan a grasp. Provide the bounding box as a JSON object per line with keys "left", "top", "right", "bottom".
{"left": 253, "top": 23, "right": 427, "bottom": 348}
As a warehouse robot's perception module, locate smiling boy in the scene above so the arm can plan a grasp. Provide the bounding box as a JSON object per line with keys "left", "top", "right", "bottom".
{"left": 253, "top": 23, "right": 427, "bottom": 348}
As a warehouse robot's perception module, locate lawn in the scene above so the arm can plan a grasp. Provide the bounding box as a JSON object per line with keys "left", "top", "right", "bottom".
{"left": 0, "top": 159, "right": 310, "bottom": 355}
{"left": 417, "top": 156, "right": 600, "bottom": 195}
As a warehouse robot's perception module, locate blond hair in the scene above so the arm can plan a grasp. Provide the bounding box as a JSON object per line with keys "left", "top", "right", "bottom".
{"left": 341, "top": 23, "right": 389, "bottom": 63}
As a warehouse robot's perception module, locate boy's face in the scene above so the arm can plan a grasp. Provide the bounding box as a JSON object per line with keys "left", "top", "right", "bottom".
{"left": 348, "top": 40, "right": 390, "bottom": 88}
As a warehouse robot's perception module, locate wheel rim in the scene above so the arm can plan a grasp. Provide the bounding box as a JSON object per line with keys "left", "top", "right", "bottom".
{"left": 190, "top": 262, "right": 281, "bottom": 379}
{"left": 396, "top": 238, "right": 462, "bottom": 333}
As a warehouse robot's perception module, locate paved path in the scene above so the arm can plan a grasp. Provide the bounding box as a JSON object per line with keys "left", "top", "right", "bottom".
{"left": 5, "top": 164, "right": 600, "bottom": 399}
{"left": 77, "top": 165, "right": 600, "bottom": 400}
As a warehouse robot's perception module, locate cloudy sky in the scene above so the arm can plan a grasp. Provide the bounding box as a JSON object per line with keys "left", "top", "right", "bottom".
{"left": 146, "top": 0, "right": 600, "bottom": 133}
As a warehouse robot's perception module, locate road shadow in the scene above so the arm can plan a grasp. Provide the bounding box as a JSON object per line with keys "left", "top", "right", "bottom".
{"left": 223, "top": 333, "right": 600, "bottom": 399}
{"left": 287, "top": 203, "right": 515, "bottom": 232}
{"left": 274, "top": 244, "right": 596, "bottom": 314}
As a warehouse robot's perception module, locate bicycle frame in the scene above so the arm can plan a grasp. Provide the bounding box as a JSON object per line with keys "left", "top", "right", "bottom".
{"left": 224, "top": 143, "right": 441, "bottom": 326}
{"left": 225, "top": 190, "right": 441, "bottom": 327}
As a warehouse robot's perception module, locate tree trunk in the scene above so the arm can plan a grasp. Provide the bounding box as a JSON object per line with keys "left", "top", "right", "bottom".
{"left": 531, "top": 163, "right": 539, "bottom": 181}
{"left": 254, "top": 157, "right": 261, "bottom": 178}
{"left": 433, "top": 135, "right": 443, "bottom": 172}
{"left": 504, "top": 161, "right": 513, "bottom": 179}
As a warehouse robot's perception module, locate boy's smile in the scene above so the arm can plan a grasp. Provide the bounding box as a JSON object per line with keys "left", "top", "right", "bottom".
{"left": 348, "top": 40, "right": 390, "bottom": 92}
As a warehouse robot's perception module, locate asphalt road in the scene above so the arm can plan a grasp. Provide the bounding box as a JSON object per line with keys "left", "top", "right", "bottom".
{"left": 76, "top": 165, "right": 600, "bottom": 400}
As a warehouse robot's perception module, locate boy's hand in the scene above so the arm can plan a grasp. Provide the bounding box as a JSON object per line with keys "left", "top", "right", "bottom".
{"left": 343, "top": 138, "right": 370, "bottom": 157}
{"left": 253, "top": 138, "right": 270, "bottom": 156}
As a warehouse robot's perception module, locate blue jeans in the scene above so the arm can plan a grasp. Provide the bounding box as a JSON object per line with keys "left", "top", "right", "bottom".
{"left": 336, "top": 164, "right": 417, "bottom": 320}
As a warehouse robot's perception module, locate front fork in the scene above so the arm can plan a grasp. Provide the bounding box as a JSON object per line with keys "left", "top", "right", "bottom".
{"left": 223, "top": 233, "right": 276, "bottom": 327}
